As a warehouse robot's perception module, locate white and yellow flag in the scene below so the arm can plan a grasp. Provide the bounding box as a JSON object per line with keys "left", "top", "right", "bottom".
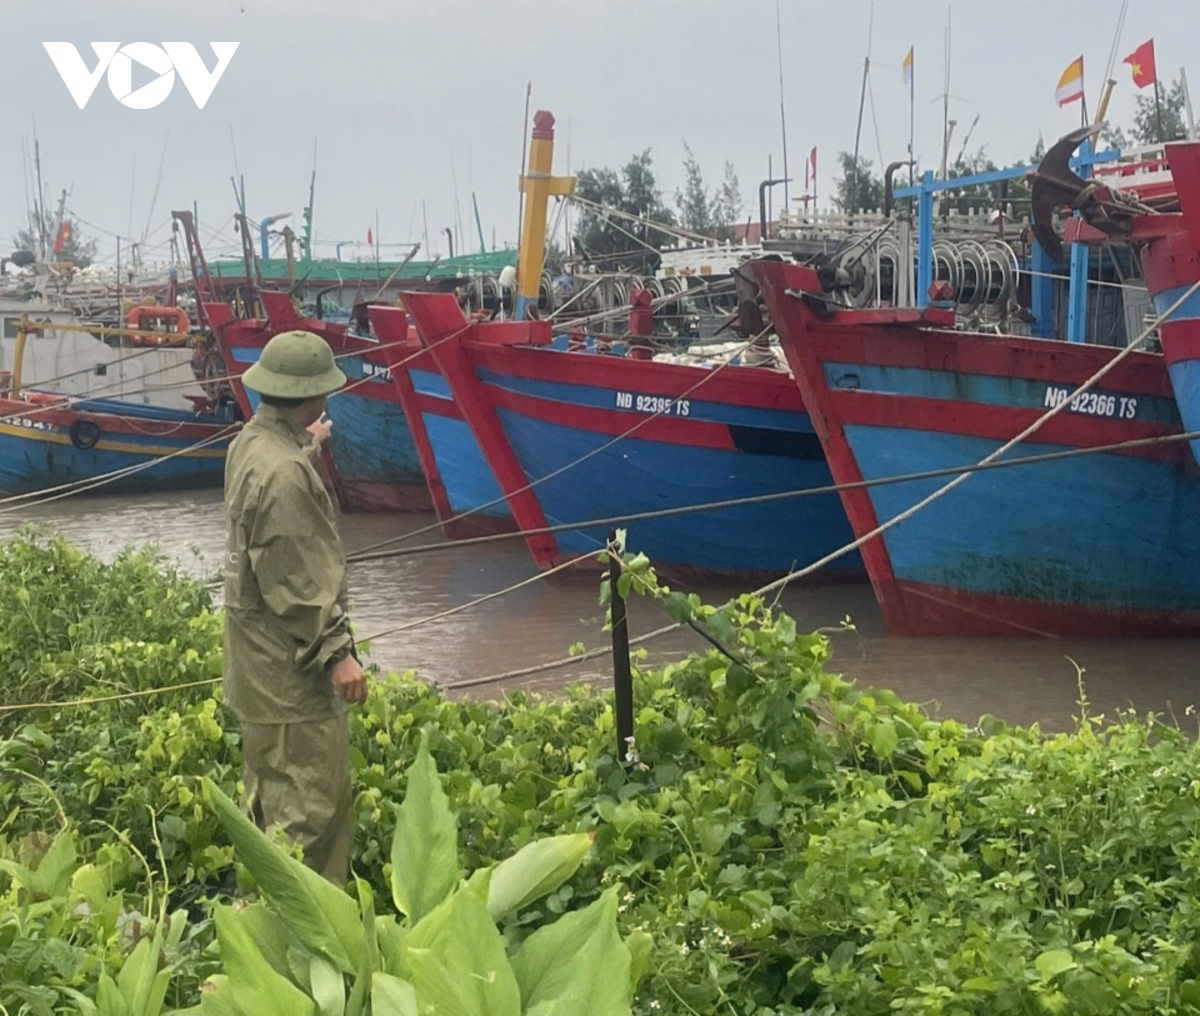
{"left": 1055, "top": 55, "right": 1084, "bottom": 106}
{"left": 902, "top": 46, "right": 914, "bottom": 85}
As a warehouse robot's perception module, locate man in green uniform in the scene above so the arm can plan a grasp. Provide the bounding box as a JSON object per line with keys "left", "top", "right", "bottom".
{"left": 223, "top": 329, "right": 368, "bottom": 885}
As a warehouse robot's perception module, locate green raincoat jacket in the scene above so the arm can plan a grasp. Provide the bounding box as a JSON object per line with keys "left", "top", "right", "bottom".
{"left": 223, "top": 405, "right": 354, "bottom": 724}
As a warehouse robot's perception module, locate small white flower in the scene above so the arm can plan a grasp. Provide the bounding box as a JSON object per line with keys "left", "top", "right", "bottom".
{"left": 679, "top": 943, "right": 690, "bottom": 956}
{"left": 1153, "top": 766, "right": 1170, "bottom": 778}
{"left": 1025, "top": 805, "right": 1037, "bottom": 816}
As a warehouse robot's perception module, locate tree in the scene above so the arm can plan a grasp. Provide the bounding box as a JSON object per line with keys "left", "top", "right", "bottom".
{"left": 574, "top": 150, "right": 676, "bottom": 272}
{"left": 12, "top": 209, "right": 97, "bottom": 268}
{"left": 676, "top": 141, "right": 712, "bottom": 235}
{"left": 674, "top": 144, "right": 742, "bottom": 241}
{"left": 1103, "top": 76, "right": 1189, "bottom": 149}
{"left": 712, "top": 162, "right": 742, "bottom": 241}
{"left": 833, "top": 152, "right": 885, "bottom": 212}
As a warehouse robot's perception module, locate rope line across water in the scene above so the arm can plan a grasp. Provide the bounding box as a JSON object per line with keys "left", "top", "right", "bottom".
{"left": 348, "top": 330, "right": 765, "bottom": 558}
{"left": 347, "top": 428, "right": 1200, "bottom": 564}
{"left": 444, "top": 276, "right": 1200, "bottom": 690}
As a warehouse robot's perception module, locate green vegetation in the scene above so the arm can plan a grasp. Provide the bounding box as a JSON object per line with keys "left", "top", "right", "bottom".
{"left": 4, "top": 532, "right": 1200, "bottom": 1014}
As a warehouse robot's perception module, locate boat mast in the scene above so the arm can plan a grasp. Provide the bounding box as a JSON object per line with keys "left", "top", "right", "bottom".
{"left": 33, "top": 134, "right": 47, "bottom": 261}
{"left": 302, "top": 139, "right": 317, "bottom": 263}
{"left": 850, "top": 5, "right": 874, "bottom": 208}
{"left": 774, "top": 0, "right": 790, "bottom": 209}
{"left": 515, "top": 110, "right": 575, "bottom": 321}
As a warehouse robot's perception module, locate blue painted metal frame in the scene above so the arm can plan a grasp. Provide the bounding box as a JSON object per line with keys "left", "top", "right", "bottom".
{"left": 1066, "top": 139, "right": 1095, "bottom": 343}
{"left": 895, "top": 148, "right": 1120, "bottom": 312}
{"left": 1030, "top": 240, "right": 1055, "bottom": 338}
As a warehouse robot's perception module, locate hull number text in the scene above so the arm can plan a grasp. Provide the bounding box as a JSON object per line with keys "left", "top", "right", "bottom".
{"left": 1043, "top": 386, "right": 1137, "bottom": 419}
{"left": 615, "top": 391, "right": 690, "bottom": 416}
{"left": 361, "top": 362, "right": 393, "bottom": 382}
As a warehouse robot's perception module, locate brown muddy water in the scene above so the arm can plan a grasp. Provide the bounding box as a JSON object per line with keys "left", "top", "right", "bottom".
{"left": 4, "top": 488, "right": 1199, "bottom": 731}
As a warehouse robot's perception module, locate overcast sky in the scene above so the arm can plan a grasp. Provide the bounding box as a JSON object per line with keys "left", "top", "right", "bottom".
{"left": 2, "top": 0, "right": 1196, "bottom": 266}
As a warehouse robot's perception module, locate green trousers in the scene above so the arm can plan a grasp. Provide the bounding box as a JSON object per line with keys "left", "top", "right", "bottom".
{"left": 241, "top": 714, "right": 353, "bottom": 886}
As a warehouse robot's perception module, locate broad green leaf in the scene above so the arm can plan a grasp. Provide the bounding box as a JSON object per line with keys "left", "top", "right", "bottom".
{"left": 375, "top": 917, "right": 408, "bottom": 978}
{"left": 962, "top": 976, "right": 1003, "bottom": 991}
{"left": 57, "top": 987, "right": 97, "bottom": 1016}
{"left": 390, "top": 744, "right": 459, "bottom": 923}
{"left": 0, "top": 858, "right": 35, "bottom": 893}
{"left": 625, "top": 932, "right": 653, "bottom": 995}
{"left": 345, "top": 963, "right": 370, "bottom": 1016}
{"left": 356, "top": 878, "right": 380, "bottom": 973}
{"left": 204, "top": 778, "right": 366, "bottom": 975}
{"left": 1035, "top": 948, "right": 1076, "bottom": 979}
{"left": 663, "top": 591, "right": 694, "bottom": 624}
{"left": 211, "top": 905, "right": 317, "bottom": 1016}
{"left": 115, "top": 937, "right": 156, "bottom": 1016}
{"left": 371, "top": 974, "right": 418, "bottom": 1016}
{"left": 404, "top": 888, "right": 521, "bottom": 1016}
{"left": 193, "top": 976, "right": 249, "bottom": 1016}
{"left": 511, "top": 889, "right": 632, "bottom": 1016}
{"left": 486, "top": 833, "right": 594, "bottom": 921}
{"left": 871, "top": 720, "right": 898, "bottom": 759}
{"left": 705, "top": 610, "right": 737, "bottom": 646}
{"left": 71, "top": 863, "right": 108, "bottom": 914}
{"left": 145, "top": 967, "right": 174, "bottom": 1016}
{"left": 32, "top": 827, "right": 77, "bottom": 898}
{"left": 164, "top": 908, "right": 190, "bottom": 953}
{"left": 344, "top": 878, "right": 379, "bottom": 1016}
{"left": 236, "top": 903, "right": 296, "bottom": 983}
{"left": 464, "top": 865, "right": 493, "bottom": 905}
{"left": 96, "top": 973, "right": 130, "bottom": 1016}
{"left": 309, "top": 956, "right": 346, "bottom": 1016}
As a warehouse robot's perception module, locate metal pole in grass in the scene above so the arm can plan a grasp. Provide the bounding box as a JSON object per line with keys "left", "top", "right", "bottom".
{"left": 607, "top": 528, "right": 635, "bottom": 764}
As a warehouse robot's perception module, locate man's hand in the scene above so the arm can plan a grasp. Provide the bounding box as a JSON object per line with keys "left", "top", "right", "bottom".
{"left": 307, "top": 413, "right": 333, "bottom": 446}
{"left": 331, "top": 654, "right": 368, "bottom": 704}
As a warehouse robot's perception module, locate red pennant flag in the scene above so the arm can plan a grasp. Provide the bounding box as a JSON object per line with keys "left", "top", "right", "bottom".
{"left": 52, "top": 221, "right": 72, "bottom": 255}
{"left": 808, "top": 146, "right": 817, "bottom": 183}
{"left": 1123, "top": 39, "right": 1156, "bottom": 90}
{"left": 367, "top": 227, "right": 374, "bottom": 246}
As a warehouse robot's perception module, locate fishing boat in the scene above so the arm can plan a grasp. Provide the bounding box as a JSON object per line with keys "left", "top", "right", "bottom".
{"left": 751, "top": 131, "right": 1200, "bottom": 636}
{"left": 0, "top": 385, "right": 233, "bottom": 495}
{"left": 0, "top": 297, "right": 212, "bottom": 413}
{"left": 399, "top": 288, "right": 859, "bottom": 578}
{"left": 369, "top": 304, "right": 516, "bottom": 537}
{"left": 383, "top": 110, "right": 858, "bottom": 579}
{"left": 1125, "top": 141, "right": 1200, "bottom": 461}
{"left": 203, "top": 291, "right": 432, "bottom": 513}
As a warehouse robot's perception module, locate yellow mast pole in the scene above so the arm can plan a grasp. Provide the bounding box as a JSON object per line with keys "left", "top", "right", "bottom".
{"left": 11, "top": 322, "right": 29, "bottom": 398}
{"left": 516, "top": 110, "right": 575, "bottom": 320}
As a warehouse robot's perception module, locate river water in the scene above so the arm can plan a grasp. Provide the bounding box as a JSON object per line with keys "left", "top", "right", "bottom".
{"left": 4, "top": 488, "right": 1198, "bottom": 731}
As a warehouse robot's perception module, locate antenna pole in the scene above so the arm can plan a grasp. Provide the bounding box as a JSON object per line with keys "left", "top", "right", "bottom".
{"left": 775, "top": 0, "right": 790, "bottom": 207}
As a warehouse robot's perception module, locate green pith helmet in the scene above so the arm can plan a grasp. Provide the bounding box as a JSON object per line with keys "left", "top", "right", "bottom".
{"left": 242, "top": 330, "right": 346, "bottom": 399}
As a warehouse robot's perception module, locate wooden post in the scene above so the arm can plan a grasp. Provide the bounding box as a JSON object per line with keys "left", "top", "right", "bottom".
{"left": 608, "top": 529, "right": 634, "bottom": 764}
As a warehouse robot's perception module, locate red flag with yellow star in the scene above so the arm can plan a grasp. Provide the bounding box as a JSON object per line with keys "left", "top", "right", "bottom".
{"left": 1123, "top": 39, "right": 1156, "bottom": 90}
{"left": 52, "top": 220, "right": 72, "bottom": 255}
